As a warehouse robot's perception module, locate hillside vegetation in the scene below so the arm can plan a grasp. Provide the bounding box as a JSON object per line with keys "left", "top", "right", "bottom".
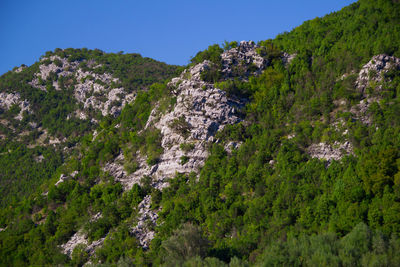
{"left": 1, "top": 0, "right": 400, "bottom": 266}
{"left": 0, "top": 50, "right": 179, "bottom": 208}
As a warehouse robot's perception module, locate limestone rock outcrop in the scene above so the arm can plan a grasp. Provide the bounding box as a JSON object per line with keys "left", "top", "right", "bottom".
{"left": 0, "top": 92, "right": 31, "bottom": 120}
{"left": 29, "top": 56, "right": 135, "bottom": 119}
{"left": 108, "top": 41, "right": 266, "bottom": 192}
{"left": 60, "top": 231, "right": 105, "bottom": 257}
{"left": 220, "top": 41, "right": 266, "bottom": 78}
{"left": 307, "top": 141, "right": 353, "bottom": 164}
{"left": 351, "top": 55, "right": 400, "bottom": 124}
{"left": 131, "top": 195, "right": 159, "bottom": 249}
{"left": 356, "top": 54, "right": 400, "bottom": 95}
{"left": 102, "top": 41, "right": 267, "bottom": 247}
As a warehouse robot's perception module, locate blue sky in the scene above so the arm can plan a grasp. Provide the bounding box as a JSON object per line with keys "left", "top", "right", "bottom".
{"left": 0, "top": 0, "right": 356, "bottom": 74}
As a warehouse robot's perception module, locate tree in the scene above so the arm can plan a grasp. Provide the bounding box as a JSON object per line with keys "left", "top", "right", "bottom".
{"left": 162, "top": 223, "right": 210, "bottom": 265}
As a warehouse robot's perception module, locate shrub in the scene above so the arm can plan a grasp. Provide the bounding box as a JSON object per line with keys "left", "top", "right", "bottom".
{"left": 180, "top": 142, "right": 195, "bottom": 153}
{"left": 162, "top": 223, "right": 210, "bottom": 265}
{"left": 191, "top": 44, "right": 223, "bottom": 65}
{"left": 257, "top": 40, "right": 282, "bottom": 63}
{"left": 180, "top": 155, "right": 190, "bottom": 165}
{"left": 200, "top": 64, "right": 222, "bottom": 83}
{"left": 53, "top": 59, "right": 63, "bottom": 67}
{"left": 170, "top": 116, "right": 191, "bottom": 138}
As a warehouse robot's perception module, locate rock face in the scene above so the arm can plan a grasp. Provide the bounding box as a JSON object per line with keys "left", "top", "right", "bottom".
{"left": 351, "top": 55, "right": 400, "bottom": 125}
{"left": 282, "top": 52, "right": 296, "bottom": 66}
{"left": 103, "top": 153, "right": 145, "bottom": 190}
{"left": 131, "top": 195, "right": 159, "bottom": 249}
{"left": 60, "top": 231, "right": 105, "bottom": 257}
{"left": 307, "top": 141, "right": 353, "bottom": 164}
{"left": 101, "top": 41, "right": 267, "bottom": 247}
{"left": 224, "top": 141, "right": 242, "bottom": 154}
{"left": 29, "top": 56, "right": 80, "bottom": 91}
{"left": 149, "top": 71, "right": 244, "bottom": 186}
{"left": 55, "top": 174, "right": 69, "bottom": 187}
{"left": 356, "top": 54, "right": 400, "bottom": 95}
{"left": 60, "top": 212, "right": 105, "bottom": 257}
{"left": 14, "top": 66, "right": 26, "bottom": 73}
{"left": 29, "top": 55, "right": 135, "bottom": 119}
{"left": 107, "top": 42, "right": 266, "bottom": 192}
{"left": 0, "top": 92, "right": 31, "bottom": 120}
{"left": 350, "top": 97, "right": 381, "bottom": 125}
{"left": 220, "top": 41, "right": 266, "bottom": 78}
{"left": 73, "top": 68, "right": 135, "bottom": 117}
{"left": 61, "top": 231, "right": 88, "bottom": 256}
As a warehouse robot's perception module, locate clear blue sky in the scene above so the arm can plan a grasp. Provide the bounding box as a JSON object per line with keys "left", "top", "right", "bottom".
{"left": 0, "top": 0, "right": 357, "bottom": 74}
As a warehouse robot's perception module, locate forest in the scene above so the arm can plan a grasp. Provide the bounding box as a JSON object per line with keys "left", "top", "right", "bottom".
{"left": 0, "top": 0, "right": 400, "bottom": 266}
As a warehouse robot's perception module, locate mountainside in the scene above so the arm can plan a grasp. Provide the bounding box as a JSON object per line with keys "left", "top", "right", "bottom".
{"left": 1, "top": 0, "right": 400, "bottom": 266}
{"left": 0, "top": 50, "right": 179, "bottom": 208}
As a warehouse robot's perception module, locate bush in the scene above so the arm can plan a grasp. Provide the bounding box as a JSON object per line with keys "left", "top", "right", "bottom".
{"left": 170, "top": 116, "right": 191, "bottom": 138}
{"left": 162, "top": 223, "right": 210, "bottom": 265}
{"left": 180, "top": 155, "right": 190, "bottom": 165}
{"left": 191, "top": 44, "right": 223, "bottom": 65}
{"left": 71, "top": 244, "right": 89, "bottom": 266}
{"left": 200, "top": 64, "right": 222, "bottom": 83}
{"left": 180, "top": 142, "right": 195, "bottom": 153}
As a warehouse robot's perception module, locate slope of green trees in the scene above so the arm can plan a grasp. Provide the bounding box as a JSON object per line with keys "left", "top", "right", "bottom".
{"left": 0, "top": 0, "right": 400, "bottom": 266}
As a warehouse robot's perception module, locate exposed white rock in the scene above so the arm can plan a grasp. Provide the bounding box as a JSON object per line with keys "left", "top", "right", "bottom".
{"left": 55, "top": 173, "right": 69, "bottom": 186}
{"left": 73, "top": 69, "right": 133, "bottom": 117}
{"left": 307, "top": 141, "right": 353, "bottom": 164}
{"left": 29, "top": 121, "right": 38, "bottom": 129}
{"left": 61, "top": 231, "right": 88, "bottom": 256}
{"left": 131, "top": 195, "right": 159, "bottom": 249}
{"left": 35, "top": 155, "right": 45, "bottom": 163}
{"left": 149, "top": 78, "right": 244, "bottom": 185}
{"left": 86, "top": 237, "right": 105, "bottom": 255}
{"left": 91, "top": 212, "right": 102, "bottom": 222}
{"left": 30, "top": 56, "right": 79, "bottom": 91}
{"left": 103, "top": 153, "right": 147, "bottom": 190}
{"left": 220, "top": 41, "right": 266, "bottom": 78}
{"left": 331, "top": 118, "right": 350, "bottom": 137}
{"left": 287, "top": 134, "right": 295, "bottom": 139}
{"left": 92, "top": 130, "right": 99, "bottom": 141}
{"left": 345, "top": 55, "right": 400, "bottom": 125}
{"left": 29, "top": 55, "right": 136, "bottom": 119}
{"left": 75, "top": 110, "right": 88, "bottom": 120}
{"left": 0, "top": 92, "right": 31, "bottom": 120}
{"left": 107, "top": 44, "right": 262, "bottom": 192}
{"left": 356, "top": 54, "right": 400, "bottom": 95}
{"left": 49, "top": 136, "right": 66, "bottom": 145}
{"left": 282, "top": 52, "right": 296, "bottom": 66}
{"left": 224, "top": 141, "right": 242, "bottom": 154}
{"left": 60, "top": 231, "right": 105, "bottom": 257}
{"left": 350, "top": 97, "right": 381, "bottom": 125}
{"left": 14, "top": 66, "right": 26, "bottom": 73}
{"left": 103, "top": 41, "right": 267, "bottom": 247}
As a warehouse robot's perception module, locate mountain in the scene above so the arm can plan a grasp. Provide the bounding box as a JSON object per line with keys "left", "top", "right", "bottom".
{"left": 0, "top": 49, "right": 179, "bottom": 209}
{"left": 1, "top": 0, "right": 400, "bottom": 266}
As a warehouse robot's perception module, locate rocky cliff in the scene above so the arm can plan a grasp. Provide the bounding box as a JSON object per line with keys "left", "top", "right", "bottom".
{"left": 29, "top": 55, "right": 135, "bottom": 119}
{"left": 57, "top": 41, "right": 269, "bottom": 253}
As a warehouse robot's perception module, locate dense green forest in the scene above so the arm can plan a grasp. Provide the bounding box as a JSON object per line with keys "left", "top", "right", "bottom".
{"left": 1, "top": 0, "right": 400, "bottom": 266}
